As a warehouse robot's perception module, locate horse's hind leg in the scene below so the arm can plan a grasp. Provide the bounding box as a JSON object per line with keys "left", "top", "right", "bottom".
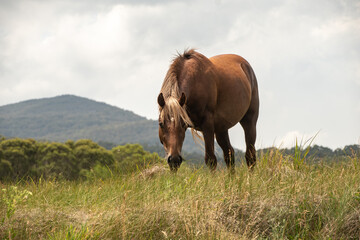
{"left": 215, "top": 130, "right": 235, "bottom": 173}
{"left": 240, "top": 108, "right": 258, "bottom": 168}
{"left": 240, "top": 118, "right": 257, "bottom": 168}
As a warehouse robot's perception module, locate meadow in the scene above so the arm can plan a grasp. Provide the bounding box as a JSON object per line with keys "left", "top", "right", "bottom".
{"left": 1, "top": 148, "right": 359, "bottom": 239}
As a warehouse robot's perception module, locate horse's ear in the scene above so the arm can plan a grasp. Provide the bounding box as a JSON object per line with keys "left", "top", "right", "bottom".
{"left": 158, "top": 93, "right": 165, "bottom": 108}
{"left": 178, "top": 92, "right": 186, "bottom": 107}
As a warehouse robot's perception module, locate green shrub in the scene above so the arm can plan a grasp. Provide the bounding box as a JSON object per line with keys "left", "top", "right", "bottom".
{"left": 36, "top": 142, "right": 77, "bottom": 180}
{"left": 0, "top": 138, "right": 38, "bottom": 180}
{"left": 112, "top": 144, "right": 164, "bottom": 174}
{"left": 73, "top": 139, "right": 114, "bottom": 171}
{"left": 0, "top": 159, "right": 13, "bottom": 180}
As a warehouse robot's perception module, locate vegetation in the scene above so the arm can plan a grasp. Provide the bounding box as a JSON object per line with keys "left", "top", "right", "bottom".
{"left": 0, "top": 138, "right": 163, "bottom": 181}
{"left": 256, "top": 144, "right": 359, "bottom": 165}
{"left": 0, "top": 139, "right": 359, "bottom": 239}
{"left": 146, "top": 142, "right": 360, "bottom": 168}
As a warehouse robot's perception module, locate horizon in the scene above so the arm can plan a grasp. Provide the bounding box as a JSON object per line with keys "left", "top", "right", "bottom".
{"left": 1, "top": 93, "right": 358, "bottom": 151}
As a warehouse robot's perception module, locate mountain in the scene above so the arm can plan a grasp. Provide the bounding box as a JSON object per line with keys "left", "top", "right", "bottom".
{"left": 0, "top": 94, "right": 203, "bottom": 153}
{"left": 0, "top": 95, "right": 159, "bottom": 144}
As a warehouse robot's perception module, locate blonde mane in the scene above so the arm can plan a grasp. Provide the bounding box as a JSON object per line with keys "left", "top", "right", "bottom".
{"left": 159, "top": 50, "right": 196, "bottom": 128}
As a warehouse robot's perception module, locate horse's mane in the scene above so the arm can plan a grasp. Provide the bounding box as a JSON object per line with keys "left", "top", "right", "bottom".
{"left": 159, "top": 49, "right": 203, "bottom": 128}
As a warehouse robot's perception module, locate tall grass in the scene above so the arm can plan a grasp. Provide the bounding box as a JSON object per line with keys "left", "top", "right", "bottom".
{"left": 1, "top": 149, "right": 359, "bottom": 239}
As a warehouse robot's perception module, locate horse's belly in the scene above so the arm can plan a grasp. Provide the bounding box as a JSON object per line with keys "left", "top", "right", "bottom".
{"left": 214, "top": 79, "right": 251, "bottom": 130}
{"left": 214, "top": 103, "right": 248, "bottom": 130}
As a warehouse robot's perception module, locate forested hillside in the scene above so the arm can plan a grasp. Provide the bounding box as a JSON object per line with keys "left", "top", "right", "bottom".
{"left": 0, "top": 95, "right": 157, "bottom": 144}
{"left": 0, "top": 95, "right": 203, "bottom": 153}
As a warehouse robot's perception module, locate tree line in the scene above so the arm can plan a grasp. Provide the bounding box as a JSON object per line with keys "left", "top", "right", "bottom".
{"left": 143, "top": 142, "right": 360, "bottom": 166}
{"left": 1, "top": 135, "right": 358, "bottom": 181}
{"left": 0, "top": 137, "right": 163, "bottom": 181}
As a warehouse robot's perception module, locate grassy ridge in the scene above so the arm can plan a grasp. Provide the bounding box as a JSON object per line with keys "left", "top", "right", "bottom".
{"left": 1, "top": 150, "right": 360, "bottom": 239}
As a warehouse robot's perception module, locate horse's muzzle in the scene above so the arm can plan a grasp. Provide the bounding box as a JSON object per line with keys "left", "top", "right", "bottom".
{"left": 168, "top": 155, "right": 183, "bottom": 172}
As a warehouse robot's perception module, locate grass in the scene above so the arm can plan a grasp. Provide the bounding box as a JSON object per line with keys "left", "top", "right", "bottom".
{"left": 1, "top": 150, "right": 359, "bottom": 239}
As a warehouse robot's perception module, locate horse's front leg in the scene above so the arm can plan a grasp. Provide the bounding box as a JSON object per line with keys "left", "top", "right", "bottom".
{"left": 202, "top": 122, "right": 217, "bottom": 171}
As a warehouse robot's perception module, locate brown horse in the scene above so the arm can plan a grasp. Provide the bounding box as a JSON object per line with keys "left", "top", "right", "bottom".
{"left": 157, "top": 49, "right": 259, "bottom": 172}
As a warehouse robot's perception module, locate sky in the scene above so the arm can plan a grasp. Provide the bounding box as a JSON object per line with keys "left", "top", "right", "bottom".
{"left": 0, "top": 0, "right": 359, "bottom": 150}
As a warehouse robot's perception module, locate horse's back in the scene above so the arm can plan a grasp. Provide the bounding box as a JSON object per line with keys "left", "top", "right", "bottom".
{"left": 209, "top": 54, "right": 257, "bottom": 130}
{"left": 209, "top": 54, "right": 252, "bottom": 82}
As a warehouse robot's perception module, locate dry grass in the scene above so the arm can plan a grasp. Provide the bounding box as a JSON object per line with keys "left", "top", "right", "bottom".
{"left": 139, "top": 165, "right": 167, "bottom": 179}
{"left": 1, "top": 150, "right": 360, "bottom": 239}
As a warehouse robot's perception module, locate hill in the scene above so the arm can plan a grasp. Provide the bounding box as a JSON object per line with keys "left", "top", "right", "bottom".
{"left": 0, "top": 95, "right": 158, "bottom": 144}
{"left": 0, "top": 95, "right": 203, "bottom": 153}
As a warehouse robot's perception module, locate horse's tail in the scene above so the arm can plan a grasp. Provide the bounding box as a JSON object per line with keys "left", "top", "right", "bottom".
{"left": 241, "top": 61, "right": 258, "bottom": 90}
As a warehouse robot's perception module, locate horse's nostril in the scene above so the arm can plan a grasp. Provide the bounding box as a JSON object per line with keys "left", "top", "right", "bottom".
{"left": 167, "top": 155, "right": 183, "bottom": 172}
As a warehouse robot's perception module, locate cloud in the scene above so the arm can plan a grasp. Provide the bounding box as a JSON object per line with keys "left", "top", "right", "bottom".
{"left": 0, "top": 0, "right": 359, "bottom": 148}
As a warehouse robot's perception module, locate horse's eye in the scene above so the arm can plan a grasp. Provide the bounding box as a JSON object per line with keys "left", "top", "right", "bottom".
{"left": 159, "top": 122, "right": 164, "bottom": 128}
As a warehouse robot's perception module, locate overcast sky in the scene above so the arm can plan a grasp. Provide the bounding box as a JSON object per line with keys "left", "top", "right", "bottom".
{"left": 0, "top": 0, "right": 359, "bottom": 149}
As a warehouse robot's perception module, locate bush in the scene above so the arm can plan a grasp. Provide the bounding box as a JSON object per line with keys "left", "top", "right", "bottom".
{"left": 36, "top": 142, "right": 77, "bottom": 180}
{"left": 112, "top": 144, "right": 164, "bottom": 174}
{"left": 73, "top": 139, "right": 114, "bottom": 171}
{"left": 0, "top": 138, "right": 37, "bottom": 180}
{"left": 0, "top": 159, "right": 13, "bottom": 180}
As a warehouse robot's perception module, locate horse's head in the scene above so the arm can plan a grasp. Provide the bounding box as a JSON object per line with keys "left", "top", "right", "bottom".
{"left": 157, "top": 92, "right": 189, "bottom": 172}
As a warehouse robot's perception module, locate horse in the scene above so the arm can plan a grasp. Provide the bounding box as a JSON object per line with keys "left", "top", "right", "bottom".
{"left": 157, "top": 49, "right": 259, "bottom": 172}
